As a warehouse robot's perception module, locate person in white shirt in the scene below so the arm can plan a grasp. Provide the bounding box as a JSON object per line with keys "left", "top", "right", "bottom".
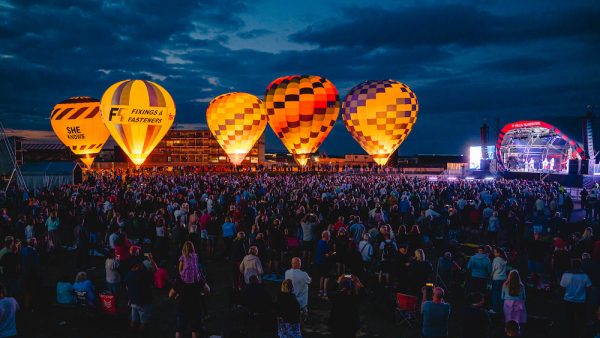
{"left": 560, "top": 259, "right": 592, "bottom": 336}
{"left": 527, "top": 158, "right": 534, "bottom": 171}
{"left": 284, "top": 257, "right": 311, "bottom": 314}
{"left": 358, "top": 233, "right": 373, "bottom": 266}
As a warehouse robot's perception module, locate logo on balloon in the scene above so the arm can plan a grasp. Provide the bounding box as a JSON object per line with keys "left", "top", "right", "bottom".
{"left": 100, "top": 79, "right": 176, "bottom": 166}
{"left": 50, "top": 96, "right": 110, "bottom": 168}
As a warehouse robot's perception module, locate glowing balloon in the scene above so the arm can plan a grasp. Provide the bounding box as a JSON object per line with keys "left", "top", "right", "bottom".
{"left": 100, "top": 80, "right": 176, "bottom": 166}
{"left": 206, "top": 92, "right": 267, "bottom": 166}
{"left": 342, "top": 80, "right": 418, "bottom": 166}
{"left": 50, "top": 96, "right": 110, "bottom": 168}
{"left": 264, "top": 75, "right": 339, "bottom": 166}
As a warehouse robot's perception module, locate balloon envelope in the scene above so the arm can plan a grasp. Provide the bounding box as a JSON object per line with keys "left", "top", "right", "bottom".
{"left": 50, "top": 96, "right": 110, "bottom": 168}
{"left": 206, "top": 92, "right": 267, "bottom": 166}
{"left": 342, "top": 80, "right": 418, "bottom": 166}
{"left": 264, "top": 75, "right": 339, "bottom": 166}
{"left": 100, "top": 80, "right": 176, "bottom": 166}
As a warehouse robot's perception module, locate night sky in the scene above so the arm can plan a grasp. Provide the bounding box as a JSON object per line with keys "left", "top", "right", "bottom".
{"left": 1, "top": 0, "right": 599, "bottom": 156}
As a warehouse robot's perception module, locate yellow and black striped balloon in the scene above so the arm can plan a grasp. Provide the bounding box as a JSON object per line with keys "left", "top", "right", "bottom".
{"left": 50, "top": 96, "right": 110, "bottom": 168}
{"left": 100, "top": 80, "right": 176, "bottom": 166}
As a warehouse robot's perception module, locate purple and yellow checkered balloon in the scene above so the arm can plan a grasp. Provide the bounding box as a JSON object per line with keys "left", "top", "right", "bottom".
{"left": 342, "top": 80, "right": 418, "bottom": 166}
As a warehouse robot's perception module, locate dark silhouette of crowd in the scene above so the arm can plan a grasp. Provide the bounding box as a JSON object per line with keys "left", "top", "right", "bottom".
{"left": 0, "top": 169, "right": 598, "bottom": 338}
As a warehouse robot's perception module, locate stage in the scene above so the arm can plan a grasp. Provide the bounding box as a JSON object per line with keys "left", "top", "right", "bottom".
{"left": 498, "top": 170, "right": 600, "bottom": 188}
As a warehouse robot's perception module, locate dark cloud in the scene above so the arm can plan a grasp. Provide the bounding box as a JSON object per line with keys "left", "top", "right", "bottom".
{"left": 289, "top": 4, "right": 600, "bottom": 48}
{"left": 478, "top": 57, "right": 554, "bottom": 74}
{"left": 236, "top": 29, "right": 273, "bottom": 39}
{"left": 0, "top": 1, "right": 598, "bottom": 156}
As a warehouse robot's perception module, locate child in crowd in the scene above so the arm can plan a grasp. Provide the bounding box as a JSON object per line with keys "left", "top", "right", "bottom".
{"left": 179, "top": 241, "right": 202, "bottom": 284}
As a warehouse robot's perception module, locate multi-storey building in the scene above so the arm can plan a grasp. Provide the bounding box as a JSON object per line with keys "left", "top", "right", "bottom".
{"left": 144, "top": 129, "right": 265, "bottom": 166}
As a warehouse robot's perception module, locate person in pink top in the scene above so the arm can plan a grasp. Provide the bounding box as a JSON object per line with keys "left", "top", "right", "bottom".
{"left": 179, "top": 241, "right": 201, "bottom": 284}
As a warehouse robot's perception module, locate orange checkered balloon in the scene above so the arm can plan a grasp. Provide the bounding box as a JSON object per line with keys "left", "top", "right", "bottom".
{"left": 50, "top": 96, "right": 110, "bottom": 168}
{"left": 342, "top": 80, "right": 419, "bottom": 166}
{"left": 206, "top": 92, "right": 267, "bottom": 166}
{"left": 264, "top": 75, "right": 339, "bottom": 166}
{"left": 100, "top": 80, "right": 176, "bottom": 166}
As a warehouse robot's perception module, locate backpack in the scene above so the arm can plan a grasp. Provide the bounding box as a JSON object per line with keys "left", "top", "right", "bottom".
{"left": 381, "top": 241, "right": 396, "bottom": 262}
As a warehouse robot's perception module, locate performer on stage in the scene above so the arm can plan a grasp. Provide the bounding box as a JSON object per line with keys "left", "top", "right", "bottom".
{"left": 529, "top": 158, "right": 535, "bottom": 171}
{"left": 542, "top": 157, "right": 549, "bottom": 170}
{"left": 550, "top": 158, "right": 555, "bottom": 171}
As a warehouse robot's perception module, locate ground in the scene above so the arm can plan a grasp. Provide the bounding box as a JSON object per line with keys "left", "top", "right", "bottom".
{"left": 15, "top": 206, "right": 589, "bottom": 338}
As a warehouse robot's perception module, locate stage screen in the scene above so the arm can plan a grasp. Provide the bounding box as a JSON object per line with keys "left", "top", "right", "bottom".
{"left": 469, "top": 146, "right": 495, "bottom": 169}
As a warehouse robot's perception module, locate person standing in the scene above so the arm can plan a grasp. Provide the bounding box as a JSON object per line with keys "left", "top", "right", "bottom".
{"left": 105, "top": 250, "right": 120, "bottom": 296}
{"left": 125, "top": 260, "right": 154, "bottom": 334}
{"left": 467, "top": 246, "right": 492, "bottom": 294}
{"left": 300, "top": 213, "right": 318, "bottom": 263}
{"left": 179, "top": 241, "right": 202, "bottom": 284}
{"left": 560, "top": 259, "right": 592, "bottom": 337}
{"left": 0, "top": 283, "right": 18, "bottom": 338}
{"left": 329, "top": 275, "right": 363, "bottom": 338}
{"left": 502, "top": 270, "right": 526, "bottom": 326}
{"left": 45, "top": 210, "right": 60, "bottom": 254}
{"left": 284, "top": 257, "right": 311, "bottom": 318}
{"left": 491, "top": 247, "right": 508, "bottom": 314}
{"left": 315, "top": 231, "right": 333, "bottom": 299}
{"left": 20, "top": 238, "right": 40, "bottom": 311}
{"left": 378, "top": 232, "right": 398, "bottom": 285}
{"left": 487, "top": 212, "right": 500, "bottom": 246}
{"left": 421, "top": 287, "right": 451, "bottom": 338}
{"left": 239, "top": 246, "right": 264, "bottom": 285}
{"left": 357, "top": 233, "right": 373, "bottom": 279}
{"left": 221, "top": 217, "right": 236, "bottom": 259}
{"left": 0, "top": 239, "right": 18, "bottom": 297}
{"left": 275, "top": 279, "right": 302, "bottom": 338}
{"left": 169, "top": 277, "right": 207, "bottom": 338}
{"left": 349, "top": 217, "right": 365, "bottom": 243}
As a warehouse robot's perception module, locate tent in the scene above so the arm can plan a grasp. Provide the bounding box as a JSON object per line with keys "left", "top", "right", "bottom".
{"left": 21, "top": 162, "right": 82, "bottom": 190}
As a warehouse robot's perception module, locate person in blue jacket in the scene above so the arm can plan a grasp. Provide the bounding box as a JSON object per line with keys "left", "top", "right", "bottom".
{"left": 467, "top": 246, "right": 492, "bottom": 294}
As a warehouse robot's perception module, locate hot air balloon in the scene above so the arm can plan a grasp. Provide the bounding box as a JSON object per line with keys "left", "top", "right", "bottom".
{"left": 264, "top": 75, "right": 339, "bottom": 166}
{"left": 100, "top": 80, "right": 176, "bottom": 166}
{"left": 50, "top": 96, "right": 110, "bottom": 168}
{"left": 206, "top": 92, "right": 267, "bottom": 166}
{"left": 342, "top": 80, "right": 418, "bottom": 166}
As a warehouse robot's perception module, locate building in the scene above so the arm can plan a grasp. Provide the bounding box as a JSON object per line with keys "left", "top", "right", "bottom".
{"left": 142, "top": 129, "right": 265, "bottom": 167}
{"left": 23, "top": 143, "right": 71, "bottom": 162}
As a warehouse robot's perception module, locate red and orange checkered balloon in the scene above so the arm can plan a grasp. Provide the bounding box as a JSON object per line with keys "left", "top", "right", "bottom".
{"left": 206, "top": 92, "right": 267, "bottom": 166}
{"left": 264, "top": 75, "right": 339, "bottom": 166}
{"left": 342, "top": 80, "right": 419, "bottom": 166}
{"left": 50, "top": 96, "right": 110, "bottom": 168}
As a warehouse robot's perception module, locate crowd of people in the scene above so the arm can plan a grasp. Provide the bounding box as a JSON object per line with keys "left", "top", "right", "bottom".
{"left": 0, "top": 170, "right": 598, "bottom": 337}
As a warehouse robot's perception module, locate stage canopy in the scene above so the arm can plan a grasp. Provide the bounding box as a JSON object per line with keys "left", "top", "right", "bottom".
{"left": 496, "top": 120, "right": 585, "bottom": 173}
{"left": 21, "top": 161, "right": 82, "bottom": 190}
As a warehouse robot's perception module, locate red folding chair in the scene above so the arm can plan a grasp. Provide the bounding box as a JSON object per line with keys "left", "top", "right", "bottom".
{"left": 395, "top": 292, "right": 419, "bottom": 328}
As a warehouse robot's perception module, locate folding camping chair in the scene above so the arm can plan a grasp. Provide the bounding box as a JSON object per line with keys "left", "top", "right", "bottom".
{"left": 395, "top": 292, "right": 419, "bottom": 328}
